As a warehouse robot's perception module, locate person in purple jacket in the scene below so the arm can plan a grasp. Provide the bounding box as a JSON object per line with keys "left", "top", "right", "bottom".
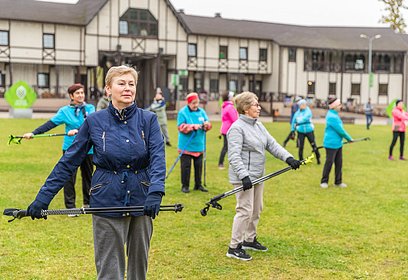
{"left": 218, "top": 91, "right": 238, "bottom": 169}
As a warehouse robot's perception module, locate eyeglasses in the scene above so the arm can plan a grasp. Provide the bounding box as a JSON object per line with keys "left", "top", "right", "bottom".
{"left": 251, "top": 103, "right": 260, "bottom": 107}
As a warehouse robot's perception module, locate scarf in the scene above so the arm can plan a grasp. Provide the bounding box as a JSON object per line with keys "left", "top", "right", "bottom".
{"left": 70, "top": 101, "right": 88, "bottom": 118}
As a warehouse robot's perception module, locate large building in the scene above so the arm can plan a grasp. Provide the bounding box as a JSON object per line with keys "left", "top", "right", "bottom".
{"left": 0, "top": 0, "right": 407, "bottom": 113}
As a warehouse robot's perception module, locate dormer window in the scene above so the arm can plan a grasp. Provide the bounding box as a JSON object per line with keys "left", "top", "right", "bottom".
{"left": 119, "top": 8, "right": 158, "bottom": 38}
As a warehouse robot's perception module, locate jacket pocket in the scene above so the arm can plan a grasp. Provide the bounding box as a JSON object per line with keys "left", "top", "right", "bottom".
{"left": 89, "top": 181, "right": 111, "bottom": 195}
{"left": 141, "top": 180, "right": 151, "bottom": 187}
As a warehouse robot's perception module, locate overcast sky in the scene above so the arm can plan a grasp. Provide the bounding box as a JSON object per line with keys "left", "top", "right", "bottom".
{"left": 169, "top": 0, "right": 392, "bottom": 27}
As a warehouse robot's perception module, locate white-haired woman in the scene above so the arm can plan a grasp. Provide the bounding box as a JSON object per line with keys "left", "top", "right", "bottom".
{"left": 226, "top": 91, "right": 301, "bottom": 261}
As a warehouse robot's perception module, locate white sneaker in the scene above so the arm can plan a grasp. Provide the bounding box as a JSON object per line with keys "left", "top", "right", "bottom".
{"left": 335, "top": 183, "right": 347, "bottom": 188}
{"left": 68, "top": 214, "right": 79, "bottom": 217}
{"left": 320, "top": 183, "right": 328, "bottom": 188}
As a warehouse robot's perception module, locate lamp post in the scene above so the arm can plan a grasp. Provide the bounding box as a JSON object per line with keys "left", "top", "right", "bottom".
{"left": 360, "top": 34, "right": 381, "bottom": 101}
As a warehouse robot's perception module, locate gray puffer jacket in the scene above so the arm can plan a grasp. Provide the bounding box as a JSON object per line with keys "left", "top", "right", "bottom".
{"left": 227, "top": 114, "right": 293, "bottom": 184}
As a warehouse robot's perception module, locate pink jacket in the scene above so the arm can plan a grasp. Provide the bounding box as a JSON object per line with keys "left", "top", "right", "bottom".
{"left": 220, "top": 101, "right": 238, "bottom": 135}
{"left": 392, "top": 107, "right": 408, "bottom": 132}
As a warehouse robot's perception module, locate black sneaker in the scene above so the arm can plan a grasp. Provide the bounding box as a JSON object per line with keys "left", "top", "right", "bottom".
{"left": 194, "top": 185, "right": 208, "bottom": 192}
{"left": 242, "top": 237, "right": 268, "bottom": 252}
{"left": 226, "top": 244, "right": 252, "bottom": 261}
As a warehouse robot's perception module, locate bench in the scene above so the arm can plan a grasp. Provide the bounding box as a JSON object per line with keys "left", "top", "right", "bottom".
{"left": 341, "top": 117, "right": 355, "bottom": 124}
{"left": 166, "top": 110, "right": 178, "bottom": 120}
{"left": 273, "top": 115, "right": 291, "bottom": 122}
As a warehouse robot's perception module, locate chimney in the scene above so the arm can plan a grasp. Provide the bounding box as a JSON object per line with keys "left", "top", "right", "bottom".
{"left": 179, "top": 9, "right": 184, "bottom": 14}
{"left": 215, "top": 12, "right": 221, "bottom": 18}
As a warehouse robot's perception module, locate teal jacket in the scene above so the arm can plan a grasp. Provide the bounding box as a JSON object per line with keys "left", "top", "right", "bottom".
{"left": 323, "top": 109, "right": 352, "bottom": 149}
{"left": 291, "top": 107, "right": 314, "bottom": 133}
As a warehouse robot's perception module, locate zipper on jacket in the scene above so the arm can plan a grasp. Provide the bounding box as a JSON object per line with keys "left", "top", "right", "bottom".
{"left": 102, "top": 131, "right": 106, "bottom": 152}
{"left": 141, "top": 130, "right": 146, "bottom": 150}
{"left": 248, "top": 151, "right": 251, "bottom": 171}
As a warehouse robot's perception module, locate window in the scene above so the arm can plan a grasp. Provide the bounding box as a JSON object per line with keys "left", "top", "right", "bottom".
{"left": 219, "top": 46, "right": 228, "bottom": 59}
{"left": 329, "top": 82, "right": 337, "bottom": 95}
{"left": 188, "top": 43, "right": 197, "bottom": 57}
{"left": 307, "top": 81, "right": 315, "bottom": 95}
{"left": 288, "top": 48, "right": 296, "bottom": 62}
{"left": 345, "top": 54, "right": 365, "bottom": 71}
{"left": 373, "top": 54, "right": 391, "bottom": 72}
{"left": 379, "top": 83, "right": 388, "bottom": 95}
{"left": 239, "top": 47, "right": 248, "bottom": 61}
{"left": 37, "top": 73, "right": 49, "bottom": 88}
{"left": 119, "top": 21, "right": 128, "bottom": 35}
{"left": 259, "top": 48, "right": 267, "bottom": 62}
{"left": 393, "top": 54, "right": 403, "bottom": 73}
{"left": 43, "top": 33, "right": 55, "bottom": 49}
{"left": 210, "top": 79, "right": 219, "bottom": 93}
{"left": 119, "top": 8, "right": 158, "bottom": 37}
{"left": 0, "top": 30, "right": 9, "bottom": 46}
{"left": 351, "top": 83, "right": 361, "bottom": 95}
{"left": 0, "top": 72, "right": 5, "bottom": 87}
{"left": 229, "top": 80, "right": 238, "bottom": 92}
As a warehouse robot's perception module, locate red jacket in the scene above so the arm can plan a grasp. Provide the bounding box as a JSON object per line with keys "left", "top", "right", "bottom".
{"left": 392, "top": 107, "right": 408, "bottom": 132}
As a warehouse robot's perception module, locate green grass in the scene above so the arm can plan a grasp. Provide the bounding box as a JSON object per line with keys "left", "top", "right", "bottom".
{"left": 1, "top": 118, "right": 407, "bottom": 279}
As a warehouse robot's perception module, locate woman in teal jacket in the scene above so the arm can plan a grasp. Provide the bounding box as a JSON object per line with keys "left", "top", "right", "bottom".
{"left": 290, "top": 99, "right": 320, "bottom": 164}
{"left": 23, "top": 83, "right": 95, "bottom": 210}
{"left": 320, "top": 98, "right": 353, "bottom": 189}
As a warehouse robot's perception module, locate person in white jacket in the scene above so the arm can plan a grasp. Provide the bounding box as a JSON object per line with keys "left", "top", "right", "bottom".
{"left": 226, "top": 91, "right": 301, "bottom": 261}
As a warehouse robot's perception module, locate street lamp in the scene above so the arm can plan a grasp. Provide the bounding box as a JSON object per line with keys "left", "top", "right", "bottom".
{"left": 360, "top": 33, "right": 381, "bottom": 101}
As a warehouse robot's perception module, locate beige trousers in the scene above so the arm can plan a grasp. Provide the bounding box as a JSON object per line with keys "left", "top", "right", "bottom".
{"left": 229, "top": 182, "right": 264, "bottom": 248}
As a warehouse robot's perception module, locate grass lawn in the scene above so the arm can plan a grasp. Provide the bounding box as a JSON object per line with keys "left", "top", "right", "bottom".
{"left": 0, "top": 118, "right": 407, "bottom": 279}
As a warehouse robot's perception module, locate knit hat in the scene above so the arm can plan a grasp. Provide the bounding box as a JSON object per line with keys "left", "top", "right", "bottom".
{"left": 68, "top": 83, "right": 84, "bottom": 95}
{"left": 297, "top": 99, "right": 307, "bottom": 106}
{"left": 328, "top": 97, "right": 341, "bottom": 109}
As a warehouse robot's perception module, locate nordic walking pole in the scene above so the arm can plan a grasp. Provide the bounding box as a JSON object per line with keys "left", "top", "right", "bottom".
{"left": 166, "top": 130, "right": 196, "bottom": 179}
{"left": 4, "top": 204, "right": 184, "bottom": 222}
{"left": 203, "top": 130, "right": 207, "bottom": 187}
{"left": 8, "top": 133, "right": 68, "bottom": 145}
{"left": 200, "top": 154, "right": 314, "bottom": 216}
{"left": 316, "top": 137, "right": 370, "bottom": 150}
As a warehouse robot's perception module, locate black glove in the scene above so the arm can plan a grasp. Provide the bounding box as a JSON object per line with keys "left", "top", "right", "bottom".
{"left": 290, "top": 131, "right": 296, "bottom": 140}
{"left": 286, "top": 157, "right": 301, "bottom": 170}
{"left": 241, "top": 176, "right": 253, "bottom": 191}
{"left": 27, "top": 200, "right": 49, "bottom": 220}
{"left": 143, "top": 192, "right": 163, "bottom": 219}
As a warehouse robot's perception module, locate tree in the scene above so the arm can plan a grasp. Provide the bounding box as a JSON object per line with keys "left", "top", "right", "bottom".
{"left": 379, "top": 0, "right": 407, "bottom": 33}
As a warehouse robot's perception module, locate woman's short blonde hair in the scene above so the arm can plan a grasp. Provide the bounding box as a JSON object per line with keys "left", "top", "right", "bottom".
{"left": 105, "top": 65, "right": 138, "bottom": 86}
{"left": 234, "top": 91, "right": 258, "bottom": 114}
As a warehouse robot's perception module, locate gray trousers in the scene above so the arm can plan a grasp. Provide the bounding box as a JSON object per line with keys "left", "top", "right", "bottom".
{"left": 229, "top": 182, "right": 264, "bottom": 248}
{"left": 160, "top": 123, "right": 170, "bottom": 143}
{"left": 92, "top": 215, "right": 153, "bottom": 280}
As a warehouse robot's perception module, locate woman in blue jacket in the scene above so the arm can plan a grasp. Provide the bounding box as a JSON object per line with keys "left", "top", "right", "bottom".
{"left": 23, "top": 83, "right": 94, "bottom": 211}
{"left": 290, "top": 99, "right": 320, "bottom": 164}
{"left": 320, "top": 97, "right": 353, "bottom": 189}
{"left": 27, "top": 65, "right": 166, "bottom": 280}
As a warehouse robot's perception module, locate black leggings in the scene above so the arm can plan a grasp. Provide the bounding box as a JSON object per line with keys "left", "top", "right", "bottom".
{"left": 297, "top": 131, "right": 320, "bottom": 162}
{"left": 180, "top": 154, "right": 203, "bottom": 189}
{"left": 389, "top": 131, "right": 405, "bottom": 157}
{"left": 218, "top": 134, "right": 228, "bottom": 165}
{"left": 62, "top": 151, "right": 94, "bottom": 208}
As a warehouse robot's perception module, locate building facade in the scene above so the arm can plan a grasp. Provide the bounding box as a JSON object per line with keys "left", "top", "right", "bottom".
{"left": 0, "top": 0, "right": 407, "bottom": 113}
